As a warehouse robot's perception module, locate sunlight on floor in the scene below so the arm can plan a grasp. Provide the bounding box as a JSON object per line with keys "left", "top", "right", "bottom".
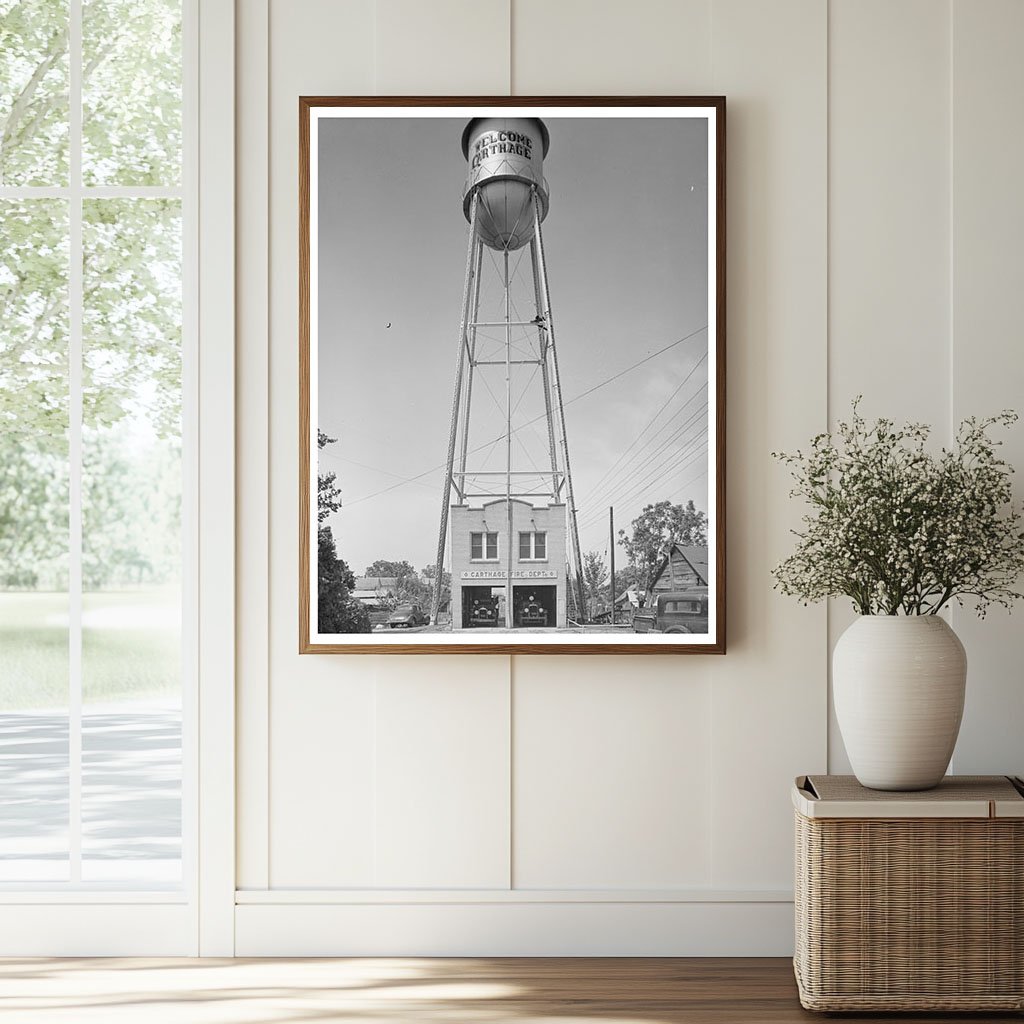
{"left": 0, "top": 958, "right": 673, "bottom": 1024}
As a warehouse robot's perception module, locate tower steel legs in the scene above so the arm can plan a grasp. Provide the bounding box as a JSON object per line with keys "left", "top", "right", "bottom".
{"left": 431, "top": 195, "right": 480, "bottom": 624}
{"left": 531, "top": 190, "right": 588, "bottom": 624}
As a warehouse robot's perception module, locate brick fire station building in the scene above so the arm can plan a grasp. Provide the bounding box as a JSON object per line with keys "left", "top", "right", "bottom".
{"left": 449, "top": 499, "right": 567, "bottom": 629}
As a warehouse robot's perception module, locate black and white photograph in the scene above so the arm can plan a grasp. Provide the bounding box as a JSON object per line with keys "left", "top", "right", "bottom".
{"left": 300, "top": 98, "right": 725, "bottom": 653}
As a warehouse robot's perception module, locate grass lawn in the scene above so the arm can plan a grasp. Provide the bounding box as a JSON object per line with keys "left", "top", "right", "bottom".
{"left": 0, "top": 590, "right": 181, "bottom": 710}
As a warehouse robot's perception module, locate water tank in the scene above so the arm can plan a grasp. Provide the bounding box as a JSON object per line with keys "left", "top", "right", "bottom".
{"left": 462, "top": 117, "right": 550, "bottom": 251}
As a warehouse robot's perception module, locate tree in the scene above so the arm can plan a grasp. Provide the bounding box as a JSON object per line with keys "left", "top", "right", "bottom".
{"left": 317, "top": 430, "right": 342, "bottom": 523}
{"left": 613, "top": 565, "right": 640, "bottom": 596}
{"left": 317, "top": 526, "right": 369, "bottom": 633}
{"left": 0, "top": 6, "right": 69, "bottom": 186}
{"left": 422, "top": 563, "right": 450, "bottom": 618}
{"left": 3, "top": 2, "right": 183, "bottom": 435}
{"left": 1, "top": 0, "right": 182, "bottom": 188}
{"left": 421, "top": 563, "right": 451, "bottom": 592}
{"left": 82, "top": 429, "right": 181, "bottom": 589}
{"left": 0, "top": 438, "right": 67, "bottom": 587}
{"left": 362, "top": 559, "right": 429, "bottom": 606}
{"left": 582, "top": 551, "right": 608, "bottom": 603}
{"left": 618, "top": 499, "right": 708, "bottom": 593}
{"left": 397, "top": 576, "right": 431, "bottom": 607}
{"left": 364, "top": 559, "right": 416, "bottom": 580}
{"left": 0, "top": 195, "right": 183, "bottom": 589}
{"left": 2, "top": 2, "right": 184, "bottom": 590}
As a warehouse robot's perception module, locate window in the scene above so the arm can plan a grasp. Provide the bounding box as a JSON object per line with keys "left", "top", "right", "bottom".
{"left": 519, "top": 531, "right": 547, "bottom": 560}
{"left": 0, "top": 0, "right": 189, "bottom": 888}
{"left": 470, "top": 532, "right": 498, "bottom": 560}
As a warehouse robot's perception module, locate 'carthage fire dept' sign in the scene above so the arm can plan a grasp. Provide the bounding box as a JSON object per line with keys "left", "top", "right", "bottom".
{"left": 461, "top": 569, "right": 558, "bottom": 580}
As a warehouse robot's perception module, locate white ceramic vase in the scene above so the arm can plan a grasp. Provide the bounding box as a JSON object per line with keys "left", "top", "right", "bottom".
{"left": 833, "top": 615, "right": 967, "bottom": 791}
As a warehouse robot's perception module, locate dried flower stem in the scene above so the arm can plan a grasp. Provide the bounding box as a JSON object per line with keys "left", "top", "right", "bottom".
{"left": 772, "top": 400, "right": 1024, "bottom": 617}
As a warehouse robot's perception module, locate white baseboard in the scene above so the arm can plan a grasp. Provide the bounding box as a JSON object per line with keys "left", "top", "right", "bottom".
{"left": 235, "top": 899, "right": 795, "bottom": 956}
{"left": 0, "top": 904, "right": 196, "bottom": 956}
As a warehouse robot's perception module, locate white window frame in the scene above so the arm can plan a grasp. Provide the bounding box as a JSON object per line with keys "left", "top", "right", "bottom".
{"left": 0, "top": 0, "right": 235, "bottom": 957}
{"left": 0, "top": 0, "right": 195, "bottom": 896}
{"left": 470, "top": 531, "right": 499, "bottom": 562}
{"left": 518, "top": 531, "right": 547, "bottom": 562}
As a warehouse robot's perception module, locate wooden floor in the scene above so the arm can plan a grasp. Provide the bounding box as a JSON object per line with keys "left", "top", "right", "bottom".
{"left": 0, "top": 957, "right": 1019, "bottom": 1023}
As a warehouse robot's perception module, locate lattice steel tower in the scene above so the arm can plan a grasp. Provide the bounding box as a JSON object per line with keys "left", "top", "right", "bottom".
{"left": 431, "top": 117, "right": 586, "bottom": 628}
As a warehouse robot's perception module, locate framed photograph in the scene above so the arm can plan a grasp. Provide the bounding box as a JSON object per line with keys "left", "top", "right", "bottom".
{"left": 300, "top": 96, "right": 725, "bottom": 654}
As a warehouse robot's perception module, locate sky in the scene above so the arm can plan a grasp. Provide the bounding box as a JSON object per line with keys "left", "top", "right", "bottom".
{"left": 317, "top": 113, "right": 709, "bottom": 578}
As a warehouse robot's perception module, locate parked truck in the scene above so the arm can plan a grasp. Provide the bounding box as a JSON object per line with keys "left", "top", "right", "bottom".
{"left": 632, "top": 588, "right": 709, "bottom": 634}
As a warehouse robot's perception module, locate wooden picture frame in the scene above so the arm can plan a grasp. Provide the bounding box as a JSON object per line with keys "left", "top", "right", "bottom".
{"left": 300, "top": 96, "right": 725, "bottom": 654}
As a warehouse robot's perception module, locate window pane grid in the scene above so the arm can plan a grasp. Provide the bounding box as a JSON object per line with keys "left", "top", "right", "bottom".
{"left": 0, "top": 0, "right": 185, "bottom": 891}
{"left": 517, "top": 531, "right": 546, "bottom": 560}
{"left": 470, "top": 532, "right": 499, "bottom": 560}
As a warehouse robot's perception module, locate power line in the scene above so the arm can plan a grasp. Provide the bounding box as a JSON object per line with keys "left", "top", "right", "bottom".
{"left": 577, "top": 402, "right": 709, "bottom": 518}
{"left": 319, "top": 450, "right": 437, "bottom": 492}
{"left": 345, "top": 323, "right": 708, "bottom": 507}
{"left": 580, "top": 439, "right": 709, "bottom": 535}
{"left": 577, "top": 433, "right": 708, "bottom": 534}
{"left": 578, "top": 351, "right": 708, "bottom": 504}
{"left": 578, "top": 448, "right": 710, "bottom": 554}
{"left": 578, "top": 399, "right": 709, "bottom": 514}
{"left": 578, "top": 449, "right": 708, "bottom": 539}
{"left": 556, "top": 324, "right": 707, "bottom": 413}
{"left": 577, "top": 416, "right": 710, "bottom": 527}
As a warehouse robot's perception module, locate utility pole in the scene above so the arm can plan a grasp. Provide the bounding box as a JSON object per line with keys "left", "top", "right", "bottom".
{"left": 609, "top": 506, "right": 616, "bottom": 626}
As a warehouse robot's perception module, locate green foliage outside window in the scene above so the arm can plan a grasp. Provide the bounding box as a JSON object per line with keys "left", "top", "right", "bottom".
{"left": 1, "top": 0, "right": 184, "bottom": 708}
{"left": 1, "top": 2, "right": 182, "bottom": 591}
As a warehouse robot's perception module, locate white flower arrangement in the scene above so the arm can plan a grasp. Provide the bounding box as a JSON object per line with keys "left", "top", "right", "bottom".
{"left": 772, "top": 401, "right": 1024, "bottom": 616}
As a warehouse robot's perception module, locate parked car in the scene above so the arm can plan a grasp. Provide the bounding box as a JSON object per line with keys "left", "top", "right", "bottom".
{"left": 387, "top": 603, "right": 428, "bottom": 628}
{"left": 632, "top": 588, "right": 709, "bottom": 634}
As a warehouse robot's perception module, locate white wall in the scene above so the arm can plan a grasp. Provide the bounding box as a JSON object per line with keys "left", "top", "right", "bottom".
{"left": 233, "top": 0, "right": 1024, "bottom": 955}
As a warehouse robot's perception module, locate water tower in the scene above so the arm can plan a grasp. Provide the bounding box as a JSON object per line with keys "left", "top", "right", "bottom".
{"left": 431, "top": 116, "right": 586, "bottom": 629}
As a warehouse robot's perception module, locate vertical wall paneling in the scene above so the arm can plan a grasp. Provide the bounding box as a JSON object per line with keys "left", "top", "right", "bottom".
{"left": 370, "top": 0, "right": 515, "bottom": 893}
{"left": 236, "top": 0, "right": 270, "bottom": 892}
{"left": 827, "top": 0, "right": 952, "bottom": 772}
{"left": 231, "top": 0, "right": 1024, "bottom": 954}
{"left": 369, "top": 1, "right": 516, "bottom": 890}
{"left": 197, "top": 0, "right": 236, "bottom": 955}
{"left": 508, "top": 0, "right": 718, "bottom": 900}
{"left": 266, "top": 0, "right": 377, "bottom": 888}
{"left": 707, "top": 0, "right": 828, "bottom": 889}
{"left": 266, "top": 0, "right": 516, "bottom": 892}
{"left": 374, "top": 0, "right": 511, "bottom": 94}
{"left": 511, "top": 0, "right": 712, "bottom": 94}
{"left": 828, "top": 0, "right": 950, "bottom": 419}
{"left": 513, "top": 658, "right": 713, "bottom": 889}
{"left": 374, "top": 660, "right": 511, "bottom": 888}
{"left": 270, "top": 664, "right": 379, "bottom": 887}
{"left": 950, "top": 0, "right": 1024, "bottom": 777}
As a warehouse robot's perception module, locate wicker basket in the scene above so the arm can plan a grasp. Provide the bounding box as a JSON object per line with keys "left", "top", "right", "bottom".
{"left": 793, "top": 775, "right": 1024, "bottom": 1012}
